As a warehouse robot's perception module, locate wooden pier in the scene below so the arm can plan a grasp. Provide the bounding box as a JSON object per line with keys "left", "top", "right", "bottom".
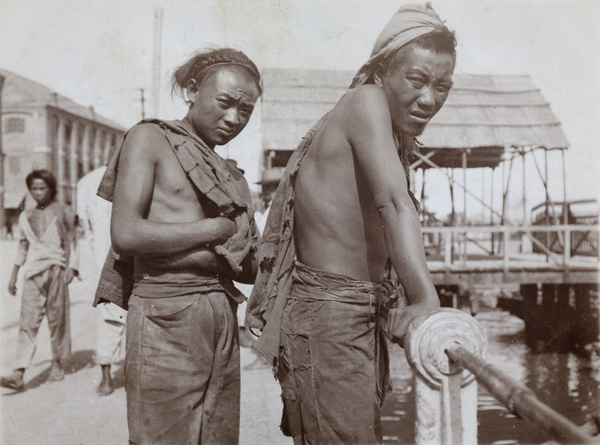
{"left": 423, "top": 224, "right": 600, "bottom": 352}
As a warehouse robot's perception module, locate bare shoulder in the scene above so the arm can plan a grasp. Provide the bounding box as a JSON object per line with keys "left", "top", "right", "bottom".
{"left": 335, "top": 86, "right": 390, "bottom": 129}
{"left": 339, "top": 85, "right": 388, "bottom": 112}
{"left": 121, "top": 122, "right": 169, "bottom": 160}
{"left": 334, "top": 85, "right": 393, "bottom": 142}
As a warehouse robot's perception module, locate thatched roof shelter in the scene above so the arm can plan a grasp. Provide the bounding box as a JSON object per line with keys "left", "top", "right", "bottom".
{"left": 261, "top": 69, "right": 569, "bottom": 170}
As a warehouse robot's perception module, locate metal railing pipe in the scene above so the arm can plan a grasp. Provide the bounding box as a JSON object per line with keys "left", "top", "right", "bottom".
{"left": 445, "top": 345, "right": 593, "bottom": 444}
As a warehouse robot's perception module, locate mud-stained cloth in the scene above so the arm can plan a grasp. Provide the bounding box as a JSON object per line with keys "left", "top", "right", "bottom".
{"left": 278, "top": 261, "right": 391, "bottom": 444}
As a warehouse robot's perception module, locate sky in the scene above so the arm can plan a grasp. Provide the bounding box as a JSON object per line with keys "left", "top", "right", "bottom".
{"left": 1, "top": 0, "right": 599, "bottom": 219}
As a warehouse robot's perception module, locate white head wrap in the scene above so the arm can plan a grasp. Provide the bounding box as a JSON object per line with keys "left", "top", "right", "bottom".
{"left": 350, "top": 2, "right": 449, "bottom": 88}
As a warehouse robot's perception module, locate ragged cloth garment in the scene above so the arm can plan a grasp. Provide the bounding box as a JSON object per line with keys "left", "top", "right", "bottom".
{"left": 278, "top": 261, "right": 392, "bottom": 445}
{"left": 245, "top": 114, "right": 330, "bottom": 366}
{"left": 15, "top": 201, "right": 77, "bottom": 279}
{"left": 94, "top": 118, "right": 253, "bottom": 309}
{"left": 125, "top": 276, "right": 240, "bottom": 445}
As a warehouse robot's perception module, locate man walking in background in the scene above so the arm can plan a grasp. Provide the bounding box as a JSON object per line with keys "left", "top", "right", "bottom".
{"left": 2, "top": 169, "right": 78, "bottom": 390}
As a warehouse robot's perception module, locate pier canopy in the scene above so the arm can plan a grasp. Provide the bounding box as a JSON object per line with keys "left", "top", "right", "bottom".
{"left": 260, "top": 69, "right": 569, "bottom": 171}
{"left": 418, "top": 74, "right": 570, "bottom": 169}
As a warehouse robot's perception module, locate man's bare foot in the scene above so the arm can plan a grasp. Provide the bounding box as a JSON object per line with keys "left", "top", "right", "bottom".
{"left": 0, "top": 371, "right": 24, "bottom": 391}
{"left": 47, "top": 365, "right": 64, "bottom": 382}
{"left": 96, "top": 376, "right": 114, "bottom": 396}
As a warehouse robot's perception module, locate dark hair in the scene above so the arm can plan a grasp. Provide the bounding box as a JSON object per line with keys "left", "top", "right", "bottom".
{"left": 170, "top": 47, "right": 262, "bottom": 103}
{"left": 25, "top": 169, "right": 57, "bottom": 200}
{"left": 384, "top": 31, "right": 457, "bottom": 74}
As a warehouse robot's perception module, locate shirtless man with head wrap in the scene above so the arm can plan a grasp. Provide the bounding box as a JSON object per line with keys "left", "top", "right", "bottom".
{"left": 247, "top": 4, "right": 456, "bottom": 443}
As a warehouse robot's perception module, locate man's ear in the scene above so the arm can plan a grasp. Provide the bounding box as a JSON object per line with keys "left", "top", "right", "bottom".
{"left": 186, "top": 78, "right": 198, "bottom": 103}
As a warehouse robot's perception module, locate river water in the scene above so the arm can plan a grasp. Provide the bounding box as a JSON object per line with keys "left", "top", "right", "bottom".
{"left": 381, "top": 310, "right": 600, "bottom": 444}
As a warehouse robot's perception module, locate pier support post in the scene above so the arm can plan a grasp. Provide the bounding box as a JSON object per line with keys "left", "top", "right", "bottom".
{"left": 405, "top": 309, "right": 487, "bottom": 444}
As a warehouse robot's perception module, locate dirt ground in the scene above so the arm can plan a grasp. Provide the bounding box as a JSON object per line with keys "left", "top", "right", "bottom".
{"left": 0, "top": 239, "right": 291, "bottom": 445}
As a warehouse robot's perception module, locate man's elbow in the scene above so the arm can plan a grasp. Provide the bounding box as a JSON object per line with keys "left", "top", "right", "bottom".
{"left": 110, "top": 229, "right": 136, "bottom": 256}
{"left": 377, "top": 197, "right": 415, "bottom": 219}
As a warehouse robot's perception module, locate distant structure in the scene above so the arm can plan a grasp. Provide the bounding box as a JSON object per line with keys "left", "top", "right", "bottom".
{"left": 259, "top": 68, "right": 570, "bottom": 226}
{"left": 0, "top": 68, "right": 124, "bottom": 232}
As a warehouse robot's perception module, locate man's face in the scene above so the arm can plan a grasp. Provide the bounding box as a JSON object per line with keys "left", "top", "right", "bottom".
{"left": 379, "top": 47, "right": 454, "bottom": 137}
{"left": 187, "top": 66, "right": 260, "bottom": 148}
{"left": 29, "top": 178, "right": 52, "bottom": 206}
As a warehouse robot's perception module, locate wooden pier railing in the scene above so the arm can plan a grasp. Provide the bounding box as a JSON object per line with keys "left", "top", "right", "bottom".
{"left": 420, "top": 224, "right": 600, "bottom": 277}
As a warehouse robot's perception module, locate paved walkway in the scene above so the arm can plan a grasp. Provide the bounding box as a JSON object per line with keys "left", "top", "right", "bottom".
{"left": 0, "top": 240, "right": 291, "bottom": 444}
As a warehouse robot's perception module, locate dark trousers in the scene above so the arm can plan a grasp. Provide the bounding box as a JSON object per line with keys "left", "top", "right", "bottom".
{"left": 125, "top": 290, "right": 240, "bottom": 445}
{"left": 278, "top": 262, "right": 389, "bottom": 445}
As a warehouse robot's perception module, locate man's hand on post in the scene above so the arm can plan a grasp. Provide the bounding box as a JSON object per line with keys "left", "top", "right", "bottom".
{"left": 385, "top": 301, "right": 439, "bottom": 347}
{"left": 8, "top": 266, "right": 19, "bottom": 296}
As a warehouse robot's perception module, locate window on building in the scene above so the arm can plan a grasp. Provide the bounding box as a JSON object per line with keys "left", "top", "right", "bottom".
{"left": 5, "top": 117, "right": 25, "bottom": 133}
{"left": 9, "top": 156, "right": 21, "bottom": 175}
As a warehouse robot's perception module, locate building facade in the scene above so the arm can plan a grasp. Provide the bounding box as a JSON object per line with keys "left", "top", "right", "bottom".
{"left": 1, "top": 68, "right": 124, "bottom": 231}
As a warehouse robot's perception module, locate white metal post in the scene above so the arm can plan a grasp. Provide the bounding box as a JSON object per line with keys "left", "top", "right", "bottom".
{"left": 405, "top": 309, "right": 488, "bottom": 445}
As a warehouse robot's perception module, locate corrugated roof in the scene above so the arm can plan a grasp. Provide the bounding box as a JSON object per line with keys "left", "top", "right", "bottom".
{"left": 0, "top": 67, "right": 124, "bottom": 131}
{"left": 261, "top": 69, "right": 569, "bottom": 169}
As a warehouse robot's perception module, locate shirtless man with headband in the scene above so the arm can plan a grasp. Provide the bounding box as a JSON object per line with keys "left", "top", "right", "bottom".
{"left": 102, "top": 48, "right": 261, "bottom": 444}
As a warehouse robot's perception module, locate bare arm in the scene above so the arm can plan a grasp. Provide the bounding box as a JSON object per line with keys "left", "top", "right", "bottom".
{"left": 61, "top": 204, "right": 79, "bottom": 281}
{"left": 345, "top": 86, "right": 439, "bottom": 342}
{"left": 110, "top": 124, "right": 235, "bottom": 257}
{"left": 8, "top": 265, "right": 20, "bottom": 296}
{"left": 10, "top": 217, "right": 28, "bottom": 296}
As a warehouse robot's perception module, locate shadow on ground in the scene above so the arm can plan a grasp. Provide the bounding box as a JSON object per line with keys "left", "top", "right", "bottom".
{"left": 1, "top": 349, "right": 97, "bottom": 395}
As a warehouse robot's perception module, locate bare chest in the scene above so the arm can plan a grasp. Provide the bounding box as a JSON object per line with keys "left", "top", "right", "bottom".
{"left": 149, "top": 151, "right": 209, "bottom": 220}
{"left": 27, "top": 208, "right": 55, "bottom": 238}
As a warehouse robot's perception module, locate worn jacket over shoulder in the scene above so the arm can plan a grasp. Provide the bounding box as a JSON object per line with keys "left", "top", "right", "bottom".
{"left": 93, "top": 119, "right": 257, "bottom": 309}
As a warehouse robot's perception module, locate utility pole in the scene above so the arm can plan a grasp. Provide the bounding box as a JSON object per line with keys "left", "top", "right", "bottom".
{"left": 139, "top": 88, "right": 146, "bottom": 120}
{"left": 152, "top": 8, "right": 163, "bottom": 118}
{"left": 0, "top": 74, "right": 5, "bottom": 239}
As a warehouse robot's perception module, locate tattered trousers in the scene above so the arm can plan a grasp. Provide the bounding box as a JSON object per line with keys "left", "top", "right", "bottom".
{"left": 278, "top": 262, "right": 390, "bottom": 445}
